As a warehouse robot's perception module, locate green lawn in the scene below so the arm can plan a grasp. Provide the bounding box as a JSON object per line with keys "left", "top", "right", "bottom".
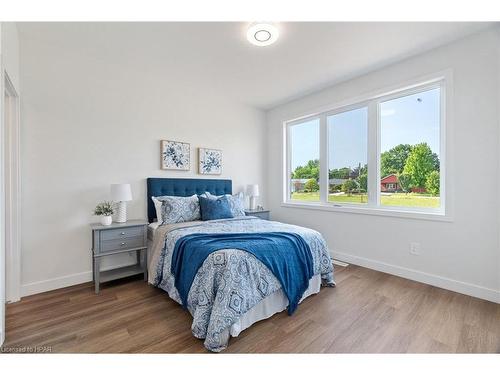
{"left": 291, "top": 192, "right": 440, "bottom": 208}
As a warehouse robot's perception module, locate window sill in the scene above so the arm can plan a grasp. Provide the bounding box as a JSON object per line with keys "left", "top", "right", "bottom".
{"left": 281, "top": 201, "right": 452, "bottom": 222}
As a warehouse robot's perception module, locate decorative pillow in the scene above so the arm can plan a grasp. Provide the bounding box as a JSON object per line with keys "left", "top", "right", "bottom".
{"left": 151, "top": 196, "right": 163, "bottom": 222}
{"left": 200, "top": 191, "right": 246, "bottom": 217}
{"left": 158, "top": 195, "right": 201, "bottom": 224}
{"left": 199, "top": 195, "right": 233, "bottom": 221}
{"left": 152, "top": 195, "right": 178, "bottom": 222}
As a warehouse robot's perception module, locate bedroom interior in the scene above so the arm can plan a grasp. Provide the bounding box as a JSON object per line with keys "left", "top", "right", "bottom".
{"left": 0, "top": 1, "right": 499, "bottom": 372}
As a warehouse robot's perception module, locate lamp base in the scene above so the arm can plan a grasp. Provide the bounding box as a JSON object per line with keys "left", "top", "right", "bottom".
{"left": 249, "top": 196, "right": 257, "bottom": 210}
{"left": 115, "top": 201, "right": 127, "bottom": 223}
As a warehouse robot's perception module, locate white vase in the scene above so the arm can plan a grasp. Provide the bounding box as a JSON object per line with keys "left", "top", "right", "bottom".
{"left": 101, "top": 215, "right": 112, "bottom": 226}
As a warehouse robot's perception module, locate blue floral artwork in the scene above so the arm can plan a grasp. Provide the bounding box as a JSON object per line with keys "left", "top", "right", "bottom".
{"left": 161, "top": 140, "right": 190, "bottom": 171}
{"left": 199, "top": 148, "right": 222, "bottom": 175}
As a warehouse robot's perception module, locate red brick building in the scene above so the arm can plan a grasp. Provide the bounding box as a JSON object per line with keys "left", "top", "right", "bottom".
{"left": 381, "top": 174, "right": 427, "bottom": 193}
{"left": 380, "top": 174, "right": 399, "bottom": 192}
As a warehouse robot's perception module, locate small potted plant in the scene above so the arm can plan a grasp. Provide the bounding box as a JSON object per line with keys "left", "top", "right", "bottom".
{"left": 93, "top": 201, "right": 114, "bottom": 226}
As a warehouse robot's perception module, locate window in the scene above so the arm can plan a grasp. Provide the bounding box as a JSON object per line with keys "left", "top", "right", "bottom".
{"left": 380, "top": 88, "right": 441, "bottom": 209}
{"left": 284, "top": 78, "right": 445, "bottom": 217}
{"left": 288, "top": 117, "right": 320, "bottom": 202}
{"left": 327, "top": 107, "right": 368, "bottom": 205}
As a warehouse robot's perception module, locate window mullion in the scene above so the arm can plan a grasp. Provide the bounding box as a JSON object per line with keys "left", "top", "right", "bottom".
{"left": 367, "top": 101, "right": 379, "bottom": 207}
{"left": 319, "top": 114, "right": 328, "bottom": 204}
{"left": 284, "top": 123, "right": 291, "bottom": 203}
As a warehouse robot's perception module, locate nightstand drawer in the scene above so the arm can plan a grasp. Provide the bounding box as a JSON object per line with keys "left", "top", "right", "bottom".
{"left": 100, "top": 226, "right": 144, "bottom": 241}
{"left": 100, "top": 236, "right": 145, "bottom": 253}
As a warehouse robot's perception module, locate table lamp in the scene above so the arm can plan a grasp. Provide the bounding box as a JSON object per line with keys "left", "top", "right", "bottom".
{"left": 246, "top": 184, "right": 260, "bottom": 210}
{"left": 111, "top": 183, "right": 132, "bottom": 223}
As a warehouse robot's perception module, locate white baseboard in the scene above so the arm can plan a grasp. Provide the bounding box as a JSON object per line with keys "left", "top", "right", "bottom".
{"left": 20, "top": 261, "right": 137, "bottom": 298}
{"left": 18, "top": 251, "right": 499, "bottom": 304}
{"left": 332, "top": 259, "right": 350, "bottom": 267}
{"left": 332, "top": 250, "right": 500, "bottom": 304}
{"left": 20, "top": 270, "right": 93, "bottom": 297}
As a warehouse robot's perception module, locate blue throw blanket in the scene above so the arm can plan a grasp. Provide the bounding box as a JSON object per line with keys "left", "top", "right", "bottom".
{"left": 170, "top": 232, "right": 314, "bottom": 315}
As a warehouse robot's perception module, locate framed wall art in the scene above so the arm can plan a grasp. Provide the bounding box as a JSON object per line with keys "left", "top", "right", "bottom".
{"left": 198, "top": 148, "right": 222, "bottom": 175}
{"left": 160, "top": 140, "right": 190, "bottom": 171}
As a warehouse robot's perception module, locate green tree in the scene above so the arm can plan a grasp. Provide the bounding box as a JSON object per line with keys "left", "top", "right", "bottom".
{"left": 329, "top": 167, "right": 351, "bottom": 179}
{"left": 397, "top": 173, "right": 412, "bottom": 193}
{"left": 292, "top": 159, "right": 319, "bottom": 180}
{"left": 352, "top": 163, "right": 367, "bottom": 178}
{"left": 425, "top": 171, "right": 440, "bottom": 196}
{"left": 304, "top": 178, "right": 319, "bottom": 192}
{"left": 403, "top": 143, "right": 437, "bottom": 188}
{"left": 358, "top": 173, "right": 367, "bottom": 192}
{"left": 381, "top": 144, "right": 413, "bottom": 177}
{"left": 341, "top": 179, "right": 358, "bottom": 195}
{"left": 430, "top": 152, "right": 440, "bottom": 172}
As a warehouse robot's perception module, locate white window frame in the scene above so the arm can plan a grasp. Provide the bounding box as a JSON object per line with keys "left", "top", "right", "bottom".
{"left": 282, "top": 71, "right": 451, "bottom": 222}
{"left": 285, "top": 115, "right": 322, "bottom": 203}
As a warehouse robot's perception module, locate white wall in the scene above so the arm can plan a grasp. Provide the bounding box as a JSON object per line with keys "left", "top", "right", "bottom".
{"left": 1, "top": 23, "right": 20, "bottom": 90}
{"left": 267, "top": 29, "right": 500, "bottom": 303}
{"left": 19, "top": 32, "right": 267, "bottom": 295}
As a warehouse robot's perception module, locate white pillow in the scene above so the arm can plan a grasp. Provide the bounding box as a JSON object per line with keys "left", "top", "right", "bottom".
{"left": 151, "top": 196, "right": 163, "bottom": 222}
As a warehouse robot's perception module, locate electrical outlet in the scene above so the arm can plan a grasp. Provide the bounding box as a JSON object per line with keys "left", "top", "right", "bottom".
{"left": 409, "top": 242, "right": 420, "bottom": 256}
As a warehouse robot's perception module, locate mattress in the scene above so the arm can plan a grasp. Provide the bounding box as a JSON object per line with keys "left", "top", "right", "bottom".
{"left": 147, "top": 221, "right": 161, "bottom": 241}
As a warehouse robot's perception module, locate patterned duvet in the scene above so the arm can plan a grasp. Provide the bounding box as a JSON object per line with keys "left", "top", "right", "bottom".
{"left": 149, "top": 216, "right": 335, "bottom": 352}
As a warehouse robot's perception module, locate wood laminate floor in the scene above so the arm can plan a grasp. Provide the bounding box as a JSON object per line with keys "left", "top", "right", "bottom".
{"left": 3, "top": 265, "right": 499, "bottom": 353}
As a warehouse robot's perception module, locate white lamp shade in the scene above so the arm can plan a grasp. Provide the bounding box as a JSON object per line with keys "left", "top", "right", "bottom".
{"left": 246, "top": 184, "right": 260, "bottom": 197}
{"left": 111, "top": 183, "right": 132, "bottom": 202}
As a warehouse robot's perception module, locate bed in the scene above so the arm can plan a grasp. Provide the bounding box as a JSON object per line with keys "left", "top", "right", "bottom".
{"left": 146, "top": 178, "right": 335, "bottom": 352}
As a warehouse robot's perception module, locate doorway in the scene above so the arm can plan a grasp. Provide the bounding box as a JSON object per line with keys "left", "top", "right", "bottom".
{"left": 1, "top": 72, "right": 21, "bottom": 345}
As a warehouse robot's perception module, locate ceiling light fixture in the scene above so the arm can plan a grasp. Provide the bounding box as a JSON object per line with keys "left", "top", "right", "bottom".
{"left": 246, "top": 23, "right": 279, "bottom": 47}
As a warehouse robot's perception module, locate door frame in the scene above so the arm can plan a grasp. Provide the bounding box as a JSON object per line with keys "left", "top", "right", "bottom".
{"left": 3, "top": 71, "right": 21, "bottom": 304}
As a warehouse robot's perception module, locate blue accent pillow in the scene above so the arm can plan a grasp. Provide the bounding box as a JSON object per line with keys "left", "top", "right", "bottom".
{"left": 199, "top": 195, "right": 233, "bottom": 221}
{"left": 199, "top": 191, "right": 246, "bottom": 217}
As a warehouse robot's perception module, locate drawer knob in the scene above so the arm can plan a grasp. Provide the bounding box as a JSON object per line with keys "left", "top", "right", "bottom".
{"left": 120, "top": 232, "right": 125, "bottom": 235}
{"left": 120, "top": 242, "right": 126, "bottom": 246}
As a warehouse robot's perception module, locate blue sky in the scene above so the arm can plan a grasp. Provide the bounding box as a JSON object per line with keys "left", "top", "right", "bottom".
{"left": 328, "top": 107, "right": 367, "bottom": 170}
{"left": 290, "top": 88, "right": 440, "bottom": 170}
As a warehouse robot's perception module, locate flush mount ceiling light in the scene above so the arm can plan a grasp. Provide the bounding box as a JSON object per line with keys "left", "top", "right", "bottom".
{"left": 246, "top": 23, "right": 279, "bottom": 47}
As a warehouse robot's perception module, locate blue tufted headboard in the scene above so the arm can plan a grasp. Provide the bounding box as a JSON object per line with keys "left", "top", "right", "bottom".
{"left": 146, "top": 178, "right": 232, "bottom": 222}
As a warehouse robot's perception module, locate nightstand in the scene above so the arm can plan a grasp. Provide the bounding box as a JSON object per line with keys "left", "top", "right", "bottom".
{"left": 90, "top": 219, "right": 148, "bottom": 294}
{"left": 244, "top": 209, "right": 270, "bottom": 220}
